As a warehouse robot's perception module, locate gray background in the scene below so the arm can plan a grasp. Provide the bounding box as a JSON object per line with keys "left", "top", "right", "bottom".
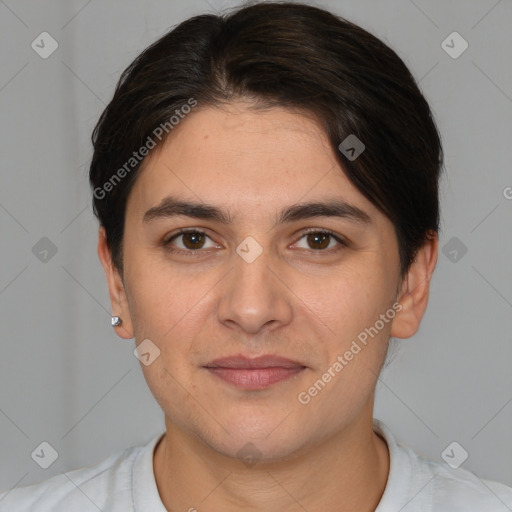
{"left": 1, "top": 0, "right": 511, "bottom": 495}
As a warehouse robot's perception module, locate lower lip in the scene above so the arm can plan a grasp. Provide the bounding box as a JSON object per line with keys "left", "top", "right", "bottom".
{"left": 205, "top": 366, "right": 305, "bottom": 390}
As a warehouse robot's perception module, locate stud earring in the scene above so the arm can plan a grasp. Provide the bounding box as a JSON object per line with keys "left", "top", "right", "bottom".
{"left": 111, "top": 316, "right": 122, "bottom": 327}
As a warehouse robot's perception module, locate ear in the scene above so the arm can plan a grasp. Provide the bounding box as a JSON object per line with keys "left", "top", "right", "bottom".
{"left": 97, "top": 226, "right": 134, "bottom": 339}
{"left": 391, "top": 231, "right": 438, "bottom": 339}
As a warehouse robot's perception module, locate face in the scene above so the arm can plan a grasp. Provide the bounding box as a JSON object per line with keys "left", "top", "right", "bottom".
{"left": 102, "top": 102, "right": 413, "bottom": 461}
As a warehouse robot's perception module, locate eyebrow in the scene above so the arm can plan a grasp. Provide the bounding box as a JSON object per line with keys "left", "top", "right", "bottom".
{"left": 142, "top": 194, "right": 372, "bottom": 227}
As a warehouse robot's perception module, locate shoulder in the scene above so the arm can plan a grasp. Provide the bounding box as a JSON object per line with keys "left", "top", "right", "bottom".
{"left": 0, "top": 442, "right": 142, "bottom": 512}
{"left": 417, "top": 453, "right": 512, "bottom": 510}
{"left": 374, "top": 419, "right": 512, "bottom": 511}
{"left": 400, "top": 440, "right": 512, "bottom": 510}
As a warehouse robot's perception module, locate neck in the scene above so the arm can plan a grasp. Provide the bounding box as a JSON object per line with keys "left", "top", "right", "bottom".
{"left": 153, "top": 412, "right": 390, "bottom": 512}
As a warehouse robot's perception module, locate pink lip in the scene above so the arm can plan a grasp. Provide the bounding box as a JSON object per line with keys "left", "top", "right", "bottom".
{"left": 204, "top": 355, "right": 306, "bottom": 390}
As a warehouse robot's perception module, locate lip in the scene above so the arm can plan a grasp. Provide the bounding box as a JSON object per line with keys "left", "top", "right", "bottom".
{"left": 205, "top": 354, "right": 305, "bottom": 369}
{"left": 203, "top": 354, "right": 306, "bottom": 390}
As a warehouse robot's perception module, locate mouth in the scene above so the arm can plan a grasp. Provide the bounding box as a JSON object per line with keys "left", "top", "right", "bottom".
{"left": 203, "top": 354, "right": 307, "bottom": 390}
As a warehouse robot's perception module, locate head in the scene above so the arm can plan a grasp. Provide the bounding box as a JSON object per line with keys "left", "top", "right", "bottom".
{"left": 92, "top": 2, "right": 441, "bottom": 461}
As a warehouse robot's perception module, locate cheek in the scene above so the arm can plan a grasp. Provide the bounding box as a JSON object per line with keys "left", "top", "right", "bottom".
{"left": 297, "top": 271, "right": 393, "bottom": 418}
{"left": 296, "top": 262, "right": 394, "bottom": 403}
{"left": 127, "top": 262, "right": 216, "bottom": 375}
{"left": 140, "top": 358, "right": 204, "bottom": 434}
{"left": 125, "top": 250, "right": 206, "bottom": 334}
{"left": 298, "top": 262, "right": 391, "bottom": 339}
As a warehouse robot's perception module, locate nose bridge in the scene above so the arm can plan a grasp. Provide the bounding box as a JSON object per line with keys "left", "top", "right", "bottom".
{"left": 232, "top": 238, "right": 277, "bottom": 305}
{"left": 235, "top": 239, "right": 272, "bottom": 288}
{"left": 216, "top": 237, "right": 293, "bottom": 333}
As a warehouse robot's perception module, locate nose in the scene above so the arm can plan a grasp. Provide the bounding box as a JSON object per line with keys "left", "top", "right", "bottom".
{"left": 216, "top": 243, "right": 294, "bottom": 335}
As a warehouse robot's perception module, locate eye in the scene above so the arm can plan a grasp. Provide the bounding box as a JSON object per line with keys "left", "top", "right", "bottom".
{"left": 293, "top": 229, "right": 346, "bottom": 252}
{"left": 164, "top": 229, "right": 217, "bottom": 255}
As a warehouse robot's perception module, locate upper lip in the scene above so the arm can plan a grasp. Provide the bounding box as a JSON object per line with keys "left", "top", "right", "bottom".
{"left": 204, "top": 354, "right": 305, "bottom": 369}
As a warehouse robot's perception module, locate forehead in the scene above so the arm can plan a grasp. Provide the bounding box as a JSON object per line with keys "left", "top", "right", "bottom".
{"left": 126, "top": 103, "right": 382, "bottom": 224}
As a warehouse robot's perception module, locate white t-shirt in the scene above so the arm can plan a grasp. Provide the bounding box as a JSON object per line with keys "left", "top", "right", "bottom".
{"left": 1, "top": 419, "right": 511, "bottom": 511}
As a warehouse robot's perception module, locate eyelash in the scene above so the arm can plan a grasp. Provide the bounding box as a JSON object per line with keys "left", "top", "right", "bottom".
{"left": 162, "top": 228, "right": 347, "bottom": 257}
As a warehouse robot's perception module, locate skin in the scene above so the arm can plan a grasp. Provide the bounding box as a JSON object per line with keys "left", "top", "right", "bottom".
{"left": 98, "top": 101, "right": 438, "bottom": 512}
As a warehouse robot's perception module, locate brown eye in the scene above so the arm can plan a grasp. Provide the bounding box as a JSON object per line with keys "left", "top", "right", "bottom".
{"left": 295, "top": 230, "right": 345, "bottom": 251}
{"left": 164, "top": 229, "right": 217, "bottom": 253}
{"left": 181, "top": 231, "right": 206, "bottom": 250}
{"left": 306, "top": 232, "right": 331, "bottom": 250}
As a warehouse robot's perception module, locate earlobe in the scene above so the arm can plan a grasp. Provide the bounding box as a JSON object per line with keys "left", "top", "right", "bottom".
{"left": 390, "top": 231, "right": 438, "bottom": 339}
{"left": 97, "top": 227, "right": 134, "bottom": 339}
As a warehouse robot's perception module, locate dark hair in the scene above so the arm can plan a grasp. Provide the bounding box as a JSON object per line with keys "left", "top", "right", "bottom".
{"left": 89, "top": 1, "right": 443, "bottom": 279}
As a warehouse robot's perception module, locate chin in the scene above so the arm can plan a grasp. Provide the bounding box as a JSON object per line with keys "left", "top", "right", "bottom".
{"left": 215, "top": 436, "right": 306, "bottom": 465}
{"left": 199, "top": 415, "right": 316, "bottom": 464}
